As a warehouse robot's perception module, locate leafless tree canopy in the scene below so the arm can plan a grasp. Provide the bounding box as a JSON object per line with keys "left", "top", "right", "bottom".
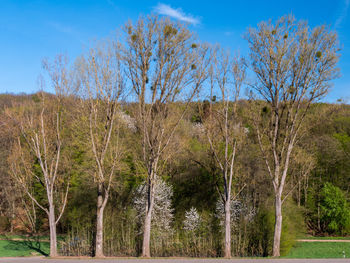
{"left": 123, "top": 15, "right": 209, "bottom": 257}
{"left": 245, "top": 15, "right": 340, "bottom": 257}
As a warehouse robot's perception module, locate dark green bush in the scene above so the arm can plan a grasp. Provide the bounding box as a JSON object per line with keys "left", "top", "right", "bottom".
{"left": 320, "top": 182, "right": 350, "bottom": 235}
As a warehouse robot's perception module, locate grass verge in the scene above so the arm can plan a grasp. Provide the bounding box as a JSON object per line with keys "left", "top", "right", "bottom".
{"left": 285, "top": 242, "right": 350, "bottom": 258}
{"left": 0, "top": 239, "right": 49, "bottom": 257}
{"left": 299, "top": 236, "right": 350, "bottom": 240}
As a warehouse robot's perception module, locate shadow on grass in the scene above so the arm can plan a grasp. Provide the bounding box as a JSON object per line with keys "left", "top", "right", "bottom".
{"left": 4, "top": 235, "right": 49, "bottom": 256}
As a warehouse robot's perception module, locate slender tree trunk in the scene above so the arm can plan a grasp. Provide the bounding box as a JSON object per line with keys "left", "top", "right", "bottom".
{"left": 10, "top": 201, "right": 15, "bottom": 233}
{"left": 142, "top": 180, "right": 154, "bottom": 257}
{"left": 48, "top": 204, "right": 57, "bottom": 257}
{"left": 304, "top": 177, "right": 308, "bottom": 205}
{"left": 142, "top": 209, "right": 152, "bottom": 257}
{"left": 317, "top": 200, "right": 321, "bottom": 232}
{"left": 224, "top": 198, "right": 231, "bottom": 258}
{"left": 272, "top": 194, "right": 282, "bottom": 257}
{"left": 298, "top": 181, "right": 301, "bottom": 207}
{"left": 95, "top": 183, "right": 105, "bottom": 257}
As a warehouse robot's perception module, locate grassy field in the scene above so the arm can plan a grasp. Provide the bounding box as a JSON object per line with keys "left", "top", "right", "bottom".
{"left": 0, "top": 239, "right": 49, "bottom": 257}
{"left": 1, "top": 234, "right": 350, "bottom": 258}
{"left": 299, "top": 236, "right": 350, "bottom": 240}
{"left": 285, "top": 242, "right": 350, "bottom": 258}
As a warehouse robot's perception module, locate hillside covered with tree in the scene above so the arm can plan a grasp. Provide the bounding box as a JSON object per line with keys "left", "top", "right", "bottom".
{"left": 0, "top": 14, "right": 349, "bottom": 258}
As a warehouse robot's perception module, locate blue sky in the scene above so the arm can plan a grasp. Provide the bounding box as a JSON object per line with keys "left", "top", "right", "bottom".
{"left": 1, "top": 0, "right": 349, "bottom": 102}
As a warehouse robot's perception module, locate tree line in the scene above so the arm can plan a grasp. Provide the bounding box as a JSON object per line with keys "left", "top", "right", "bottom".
{"left": 0, "top": 14, "right": 347, "bottom": 258}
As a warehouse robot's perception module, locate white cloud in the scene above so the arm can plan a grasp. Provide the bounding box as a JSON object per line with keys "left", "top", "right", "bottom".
{"left": 154, "top": 3, "right": 200, "bottom": 25}
{"left": 335, "top": 0, "right": 350, "bottom": 29}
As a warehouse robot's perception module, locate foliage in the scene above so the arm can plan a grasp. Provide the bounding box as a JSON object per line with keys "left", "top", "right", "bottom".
{"left": 319, "top": 183, "right": 350, "bottom": 235}
{"left": 248, "top": 200, "right": 305, "bottom": 257}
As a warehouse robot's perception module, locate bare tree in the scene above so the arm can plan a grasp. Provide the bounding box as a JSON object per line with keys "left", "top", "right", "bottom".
{"left": 202, "top": 48, "right": 246, "bottom": 258}
{"left": 77, "top": 40, "right": 124, "bottom": 257}
{"left": 245, "top": 15, "right": 339, "bottom": 256}
{"left": 6, "top": 55, "right": 71, "bottom": 257}
{"left": 123, "top": 15, "right": 209, "bottom": 257}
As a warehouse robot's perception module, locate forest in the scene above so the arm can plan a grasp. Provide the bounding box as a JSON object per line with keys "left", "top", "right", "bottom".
{"left": 0, "top": 14, "right": 349, "bottom": 258}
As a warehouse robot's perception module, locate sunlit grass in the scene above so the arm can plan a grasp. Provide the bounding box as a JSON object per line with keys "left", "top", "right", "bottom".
{"left": 285, "top": 242, "right": 350, "bottom": 258}
{"left": 0, "top": 239, "right": 49, "bottom": 257}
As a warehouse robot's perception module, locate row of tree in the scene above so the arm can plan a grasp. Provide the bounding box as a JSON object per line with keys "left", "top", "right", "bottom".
{"left": 0, "top": 14, "right": 344, "bottom": 258}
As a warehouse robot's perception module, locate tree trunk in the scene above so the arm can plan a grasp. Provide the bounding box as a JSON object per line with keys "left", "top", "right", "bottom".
{"left": 10, "top": 201, "right": 15, "bottom": 233}
{"left": 298, "top": 181, "right": 301, "bottom": 207}
{"left": 272, "top": 194, "right": 282, "bottom": 257}
{"left": 142, "top": 208, "right": 152, "bottom": 257}
{"left": 317, "top": 199, "right": 321, "bottom": 232}
{"left": 224, "top": 198, "right": 231, "bottom": 258}
{"left": 48, "top": 204, "right": 57, "bottom": 257}
{"left": 304, "top": 177, "right": 308, "bottom": 205}
{"left": 95, "top": 183, "right": 105, "bottom": 257}
{"left": 142, "top": 181, "right": 154, "bottom": 257}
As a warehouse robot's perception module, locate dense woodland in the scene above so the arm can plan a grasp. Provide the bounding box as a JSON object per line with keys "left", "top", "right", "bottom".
{"left": 0, "top": 14, "right": 349, "bottom": 258}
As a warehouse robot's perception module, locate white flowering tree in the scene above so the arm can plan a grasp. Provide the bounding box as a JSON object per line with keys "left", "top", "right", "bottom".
{"left": 183, "top": 207, "right": 201, "bottom": 232}
{"left": 216, "top": 197, "right": 256, "bottom": 226}
{"left": 216, "top": 198, "right": 243, "bottom": 226}
{"left": 118, "top": 111, "right": 136, "bottom": 132}
{"left": 134, "top": 177, "right": 174, "bottom": 234}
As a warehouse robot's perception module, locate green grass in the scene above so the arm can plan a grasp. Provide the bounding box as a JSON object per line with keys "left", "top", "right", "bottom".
{"left": 285, "top": 242, "right": 350, "bottom": 258}
{"left": 0, "top": 239, "right": 49, "bottom": 257}
{"left": 299, "top": 236, "right": 350, "bottom": 240}
{"left": 2, "top": 233, "right": 350, "bottom": 258}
